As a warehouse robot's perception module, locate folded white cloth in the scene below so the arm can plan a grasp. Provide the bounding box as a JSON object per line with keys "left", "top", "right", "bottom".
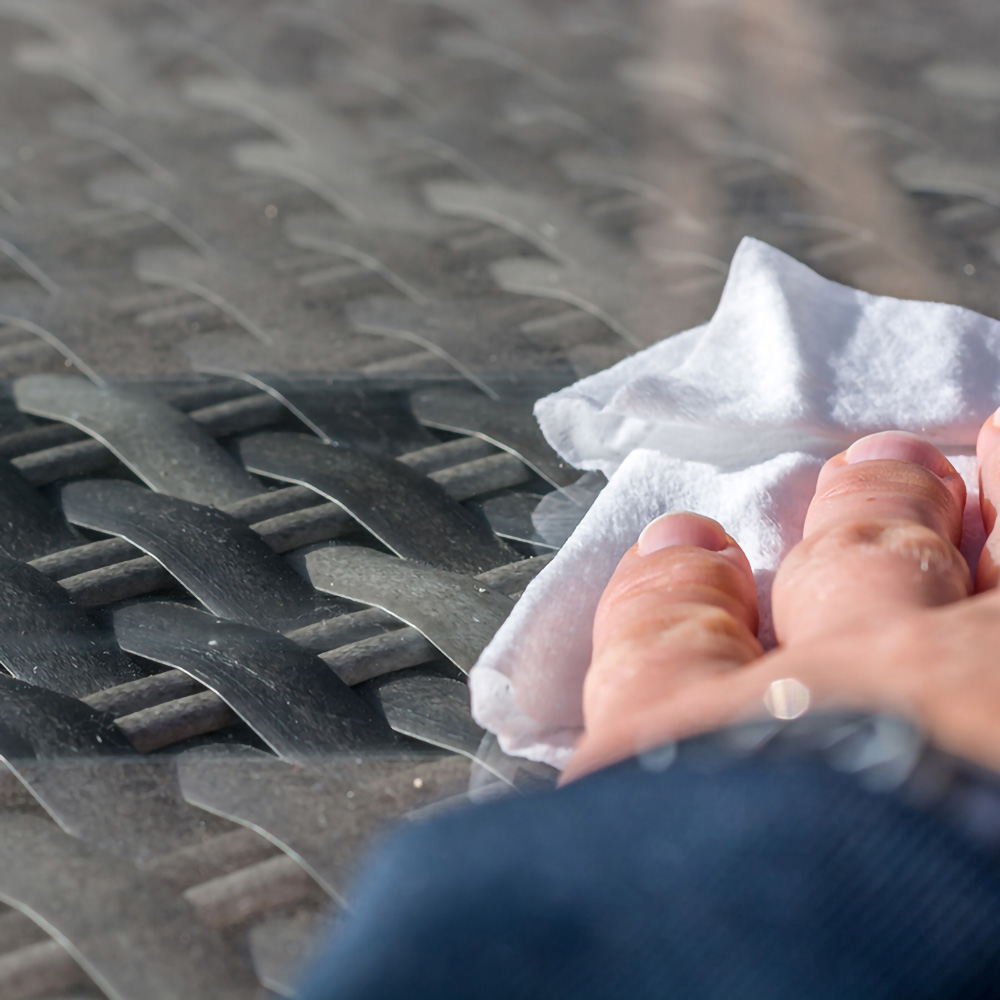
{"left": 469, "top": 237, "right": 1000, "bottom": 769}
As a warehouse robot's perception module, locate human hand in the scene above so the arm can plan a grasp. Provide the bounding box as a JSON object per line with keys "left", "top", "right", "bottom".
{"left": 562, "top": 415, "right": 1000, "bottom": 782}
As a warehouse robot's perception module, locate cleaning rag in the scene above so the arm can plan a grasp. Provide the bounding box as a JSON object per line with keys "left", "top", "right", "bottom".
{"left": 470, "top": 236, "right": 1000, "bottom": 769}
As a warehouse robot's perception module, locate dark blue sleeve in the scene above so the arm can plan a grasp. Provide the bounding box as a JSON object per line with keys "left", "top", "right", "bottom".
{"left": 296, "top": 753, "right": 1000, "bottom": 1000}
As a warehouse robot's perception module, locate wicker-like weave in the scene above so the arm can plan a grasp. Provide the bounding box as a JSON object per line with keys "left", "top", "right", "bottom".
{"left": 0, "top": 0, "right": 996, "bottom": 995}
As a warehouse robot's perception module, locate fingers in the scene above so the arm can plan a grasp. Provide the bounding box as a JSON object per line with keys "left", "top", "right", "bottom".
{"left": 772, "top": 431, "right": 970, "bottom": 645}
{"left": 563, "top": 512, "right": 762, "bottom": 782}
{"left": 976, "top": 409, "right": 1000, "bottom": 591}
{"left": 565, "top": 431, "right": 973, "bottom": 782}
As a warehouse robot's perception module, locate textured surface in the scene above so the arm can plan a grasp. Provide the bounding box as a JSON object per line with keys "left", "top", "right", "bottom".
{"left": 0, "top": 0, "right": 995, "bottom": 994}
{"left": 294, "top": 544, "right": 514, "bottom": 671}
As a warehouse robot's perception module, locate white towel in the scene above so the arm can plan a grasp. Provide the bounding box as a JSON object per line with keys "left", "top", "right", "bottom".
{"left": 470, "top": 237, "right": 1000, "bottom": 769}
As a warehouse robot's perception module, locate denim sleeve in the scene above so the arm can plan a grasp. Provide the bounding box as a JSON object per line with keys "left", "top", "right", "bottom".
{"left": 296, "top": 753, "right": 1000, "bottom": 1000}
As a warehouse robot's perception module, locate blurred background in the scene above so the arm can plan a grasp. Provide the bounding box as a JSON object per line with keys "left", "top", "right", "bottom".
{"left": 1, "top": 0, "right": 997, "bottom": 385}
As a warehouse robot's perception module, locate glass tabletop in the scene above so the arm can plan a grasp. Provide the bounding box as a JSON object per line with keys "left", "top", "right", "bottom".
{"left": 0, "top": 0, "right": 996, "bottom": 995}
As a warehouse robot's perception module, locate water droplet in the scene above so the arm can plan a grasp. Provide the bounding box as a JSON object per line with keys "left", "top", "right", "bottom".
{"left": 763, "top": 678, "right": 811, "bottom": 720}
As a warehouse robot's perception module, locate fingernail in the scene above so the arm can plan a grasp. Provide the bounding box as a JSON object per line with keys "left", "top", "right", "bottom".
{"left": 844, "top": 431, "right": 953, "bottom": 478}
{"left": 637, "top": 511, "right": 729, "bottom": 556}
{"left": 991, "top": 405, "right": 1000, "bottom": 428}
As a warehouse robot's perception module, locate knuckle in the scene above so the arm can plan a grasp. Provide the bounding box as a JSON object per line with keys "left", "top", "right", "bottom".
{"left": 679, "top": 604, "right": 749, "bottom": 641}
{"left": 809, "top": 463, "right": 964, "bottom": 539}
{"left": 597, "top": 603, "right": 755, "bottom": 664}
{"left": 880, "top": 522, "right": 962, "bottom": 570}
{"left": 601, "top": 549, "right": 745, "bottom": 613}
{"left": 786, "top": 519, "right": 967, "bottom": 582}
{"left": 817, "top": 462, "right": 950, "bottom": 503}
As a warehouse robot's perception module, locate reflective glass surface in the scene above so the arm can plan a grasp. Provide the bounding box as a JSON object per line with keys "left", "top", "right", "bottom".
{"left": 0, "top": 0, "right": 996, "bottom": 994}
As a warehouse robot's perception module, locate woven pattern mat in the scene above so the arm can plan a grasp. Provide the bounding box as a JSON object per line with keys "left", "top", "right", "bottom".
{"left": 0, "top": 0, "right": 997, "bottom": 996}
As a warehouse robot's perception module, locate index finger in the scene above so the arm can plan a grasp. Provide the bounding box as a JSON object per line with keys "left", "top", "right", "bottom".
{"left": 564, "top": 512, "right": 762, "bottom": 782}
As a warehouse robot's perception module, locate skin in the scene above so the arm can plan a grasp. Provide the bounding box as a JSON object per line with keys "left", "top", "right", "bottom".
{"left": 561, "top": 414, "right": 1000, "bottom": 783}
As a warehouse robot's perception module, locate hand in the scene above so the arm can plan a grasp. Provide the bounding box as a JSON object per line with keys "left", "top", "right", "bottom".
{"left": 562, "top": 415, "right": 1000, "bottom": 782}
